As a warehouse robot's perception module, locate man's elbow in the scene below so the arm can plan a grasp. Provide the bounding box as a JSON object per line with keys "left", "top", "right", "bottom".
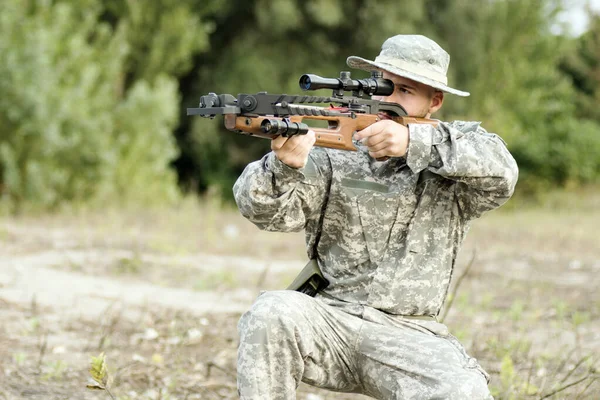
{"left": 501, "top": 152, "right": 519, "bottom": 199}
{"left": 234, "top": 193, "right": 307, "bottom": 233}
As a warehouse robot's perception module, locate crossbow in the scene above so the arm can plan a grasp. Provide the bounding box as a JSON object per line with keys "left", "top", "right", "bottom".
{"left": 187, "top": 71, "right": 436, "bottom": 151}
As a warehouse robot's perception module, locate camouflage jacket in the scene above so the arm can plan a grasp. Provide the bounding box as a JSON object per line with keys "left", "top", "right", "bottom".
{"left": 233, "top": 121, "right": 518, "bottom": 316}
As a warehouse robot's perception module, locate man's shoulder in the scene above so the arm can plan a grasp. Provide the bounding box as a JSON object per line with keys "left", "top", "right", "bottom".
{"left": 441, "top": 120, "right": 510, "bottom": 148}
{"left": 443, "top": 120, "right": 483, "bottom": 133}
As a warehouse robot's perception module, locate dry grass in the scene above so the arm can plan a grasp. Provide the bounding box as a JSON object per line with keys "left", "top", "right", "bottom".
{"left": 0, "top": 189, "right": 599, "bottom": 399}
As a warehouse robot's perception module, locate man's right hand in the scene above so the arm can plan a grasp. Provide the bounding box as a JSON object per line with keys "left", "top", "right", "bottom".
{"left": 271, "top": 130, "right": 316, "bottom": 169}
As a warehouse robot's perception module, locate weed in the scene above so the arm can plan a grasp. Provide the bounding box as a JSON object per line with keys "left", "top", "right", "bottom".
{"left": 571, "top": 311, "right": 590, "bottom": 328}
{"left": 87, "top": 352, "right": 116, "bottom": 399}
{"left": 193, "top": 270, "right": 238, "bottom": 291}
{"left": 12, "top": 352, "right": 26, "bottom": 367}
{"left": 508, "top": 300, "right": 525, "bottom": 322}
{"left": 41, "top": 360, "right": 67, "bottom": 381}
{"left": 113, "top": 255, "right": 143, "bottom": 275}
{"left": 552, "top": 299, "right": 570, "bottom": 321}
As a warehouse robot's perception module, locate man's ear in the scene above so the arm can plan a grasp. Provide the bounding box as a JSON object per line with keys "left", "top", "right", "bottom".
{"left": 429, "top": 91, "right": 444, "bottom": 114}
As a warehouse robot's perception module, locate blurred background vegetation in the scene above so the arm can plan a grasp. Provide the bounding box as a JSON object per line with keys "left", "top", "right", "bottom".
{"left": 1, "top": 0, "right": 599, "bottom": 212}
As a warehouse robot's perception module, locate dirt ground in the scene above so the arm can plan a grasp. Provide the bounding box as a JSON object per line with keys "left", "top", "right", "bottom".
{"left": 0, "top": 194, "right": 599, "bottom": 399}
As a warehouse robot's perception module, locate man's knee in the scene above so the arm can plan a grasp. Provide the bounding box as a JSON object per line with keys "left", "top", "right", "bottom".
{"left": 447, "top": 371, "right": 492, "bottom": 400}
{"left": 238, "top": 290, "right": 309, "bottom": 337}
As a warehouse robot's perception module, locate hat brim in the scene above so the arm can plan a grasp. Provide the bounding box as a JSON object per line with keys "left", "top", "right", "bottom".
{"left": 347, "top": 56, "right": 470, "bottom": 97}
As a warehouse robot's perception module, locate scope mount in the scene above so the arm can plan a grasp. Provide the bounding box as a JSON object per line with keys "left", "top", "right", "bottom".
{"left": 299, "top": 70, "right": 394, "bottom": 98}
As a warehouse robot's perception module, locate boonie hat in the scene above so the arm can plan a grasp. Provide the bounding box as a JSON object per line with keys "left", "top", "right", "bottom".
{"left": 347, "top": 34, "right": 469, "bottom": 97}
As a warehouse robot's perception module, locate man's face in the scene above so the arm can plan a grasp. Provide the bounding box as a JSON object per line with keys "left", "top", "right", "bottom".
{"left": 372, "top": 71, "right": 444, "bottom": 118}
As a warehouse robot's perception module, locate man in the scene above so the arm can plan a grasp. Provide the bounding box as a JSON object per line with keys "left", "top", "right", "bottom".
{"left": 233, "top": 35, "right": 518, "bottom": 399}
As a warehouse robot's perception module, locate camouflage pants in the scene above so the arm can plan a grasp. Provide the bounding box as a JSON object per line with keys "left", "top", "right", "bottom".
{"left": 237, "top": 290, "right": 492, "bottom": 400}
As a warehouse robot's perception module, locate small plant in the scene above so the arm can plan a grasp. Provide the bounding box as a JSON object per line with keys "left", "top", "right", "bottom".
{"left": 42, "top": 360, "right": 67, "bottom": 381}
{"left": 508, "top": 300, "right": 525, "bottom": 321}
{"left": 113, "top": 255, "right": 143, "bottom": 275}
{"left": 87, "top": 352, "right": 116, "bottom": 400}
{"left": 12, "top": 352, "right": 27, "bottom": 367}
{"left": 193, "top": 270, "right": 239, "bottom": 291}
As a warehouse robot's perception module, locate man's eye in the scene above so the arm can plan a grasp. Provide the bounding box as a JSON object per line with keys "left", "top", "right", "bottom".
{"left": 397, "top": 87, "right": 410, "bottom": 94}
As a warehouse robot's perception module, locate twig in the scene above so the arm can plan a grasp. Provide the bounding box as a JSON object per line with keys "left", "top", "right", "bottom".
{"left": 552, "top": 346, "right": 577, "bottom": 381}
{"left": 538, "top": 340, "right": 576, "bottom": 395}
{"left": 440, "top": 250, "right": 477, "bottom": 323}
{"left": 37, "top": 331, "right": 48, "bottom": 371}
{"left": 559, "top": 355, "right": 592, "bottom": 385}
{"left": 540, "top": 374, "right": 596, "bottom": 399}
{"left": 525, "top": 346, "right": 535, "bottom": 395}
{"left": 97, "top": 302, "right": 122, "bottom": 351}
{"left": 98, "top": 310, "right": 122, "bottom": 350}
{"left": 30, "top": 294, "right": 37, "bottom": 316}
{"left": 574, "top": 377, "right": 597, "bottom": 400}
{"left": 104, "top": 388, "right": 116, "bottom": 400}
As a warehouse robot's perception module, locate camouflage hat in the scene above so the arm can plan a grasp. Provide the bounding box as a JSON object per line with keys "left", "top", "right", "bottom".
{"left": 347, "top": 34, "right": 469, "bottom": 97}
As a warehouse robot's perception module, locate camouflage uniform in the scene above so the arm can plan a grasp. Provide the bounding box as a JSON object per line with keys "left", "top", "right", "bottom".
{"left": 233, "top": 35, "right": 519, "bottom": 400}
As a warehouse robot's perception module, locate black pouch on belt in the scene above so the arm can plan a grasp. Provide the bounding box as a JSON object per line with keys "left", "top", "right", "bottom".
{"left": 286, "top": 259, "right": 329, "bottom": 297}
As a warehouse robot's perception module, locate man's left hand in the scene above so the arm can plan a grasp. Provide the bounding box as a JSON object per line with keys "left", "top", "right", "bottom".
{"left": 354, "top": 120, "right": 409, "bottom": 159}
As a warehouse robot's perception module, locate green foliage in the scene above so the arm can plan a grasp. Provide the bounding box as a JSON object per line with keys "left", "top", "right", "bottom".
{"left": 426, "top": 0, "right": 600, "bottom": 193}
{"left": 113, "top": 254, "right": 143, "bottom": 275}
{"left": 0, "top": 0, "right": 179, "bottom": 210}
{"left": 101, "top": 0, "right": 216, "bottom": 81}
{"left": 88, "top": 352, "right": 110, "bottom": 386}
{"left": 499, "top": 354, "right": 517, "bottom": 397}
{"left": 88, "top": 352, "right": 116, "bottom": 399}
{"left": 182, "top": 0, "right": 600, "bottom": 198}
{"left": 42, "top": 360, "right": 68, "bottom": 381}
{"left": 561, "top": 13, "right": 600, "bottom": 121}
{"left": 1, "top": 0, "right": 600, "bottom": 209}
{"left": 101, "top": 76, "right": 180, "bottom": 205}
{"left": 12, "top": 352, "right": 27, "bottom": 366}
{"left": 183, "top": 0, "right": 429, "bottom": 194}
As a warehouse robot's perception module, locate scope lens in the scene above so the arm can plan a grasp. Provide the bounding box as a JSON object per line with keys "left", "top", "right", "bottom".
{"left": 299, "top": 75, "right": 312, "bottom": 91}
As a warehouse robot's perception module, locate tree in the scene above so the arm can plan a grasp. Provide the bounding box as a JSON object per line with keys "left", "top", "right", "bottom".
{"left": 0, "top": 0, "right": 180, "bottom": 210}
{"left": 179, "top": 0, "right": 428, "bottom": 195}
{"left": 561, "top": 11, "right": 600, "bottom": 121}
{"left": 425, "top": 0, "right": 600, "bottom": 190}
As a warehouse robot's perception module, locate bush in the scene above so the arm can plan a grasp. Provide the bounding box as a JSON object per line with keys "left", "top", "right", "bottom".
{"left": 0, "top": 1, "right": 180, "bottom": 211}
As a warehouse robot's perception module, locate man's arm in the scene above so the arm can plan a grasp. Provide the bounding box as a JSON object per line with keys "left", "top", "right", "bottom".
{"left": 405, "top": 121, "right": 518, "bottom": 219}
{"left": 233, "top": 132, "right": 331, "bottom": 232}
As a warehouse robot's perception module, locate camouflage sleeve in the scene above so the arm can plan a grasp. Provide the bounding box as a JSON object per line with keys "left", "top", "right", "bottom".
{"left": 232, "top": 149, "right": 331, "bottom": 232}
{"left": 406, "top": 121, "right": 519, "bottom": 219}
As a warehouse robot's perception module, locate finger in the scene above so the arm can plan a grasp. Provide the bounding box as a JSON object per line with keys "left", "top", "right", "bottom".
{"left": 355, "top": 121, "right": 386, "bottom": 140}
{"left": 362, "top": 132, "right": 388, "bottom": 148}
{"left": 279, "top": 135, "right": 302, "bottom": 156}
{"left": 366, "top": 139, "right": 392, "bottom": 153}
{"left": 368, "top": 149, "right": 390, "bottom": 159}
{"left": 276, "top": 132, "right": 315, "bottom": 167}
{"left": 290, "top": 131, "right": 316, "bottom": 158}
{"left": 271, "top": 135, "right": 287, "bottom": 151}
{"left": 354, "top": 125, "right": 372, "bottom": 141}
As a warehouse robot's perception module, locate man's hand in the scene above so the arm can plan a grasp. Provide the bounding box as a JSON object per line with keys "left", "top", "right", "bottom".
{"left": 354, "top": 120, "right": 409, "bottom": 159}
{"left": 271, "top": 130, "right": 316, "bottom": 169}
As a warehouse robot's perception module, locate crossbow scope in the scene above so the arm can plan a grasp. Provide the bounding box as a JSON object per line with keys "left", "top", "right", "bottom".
{"left": 299, "top": 70, "right": 394, "bottom": 97}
